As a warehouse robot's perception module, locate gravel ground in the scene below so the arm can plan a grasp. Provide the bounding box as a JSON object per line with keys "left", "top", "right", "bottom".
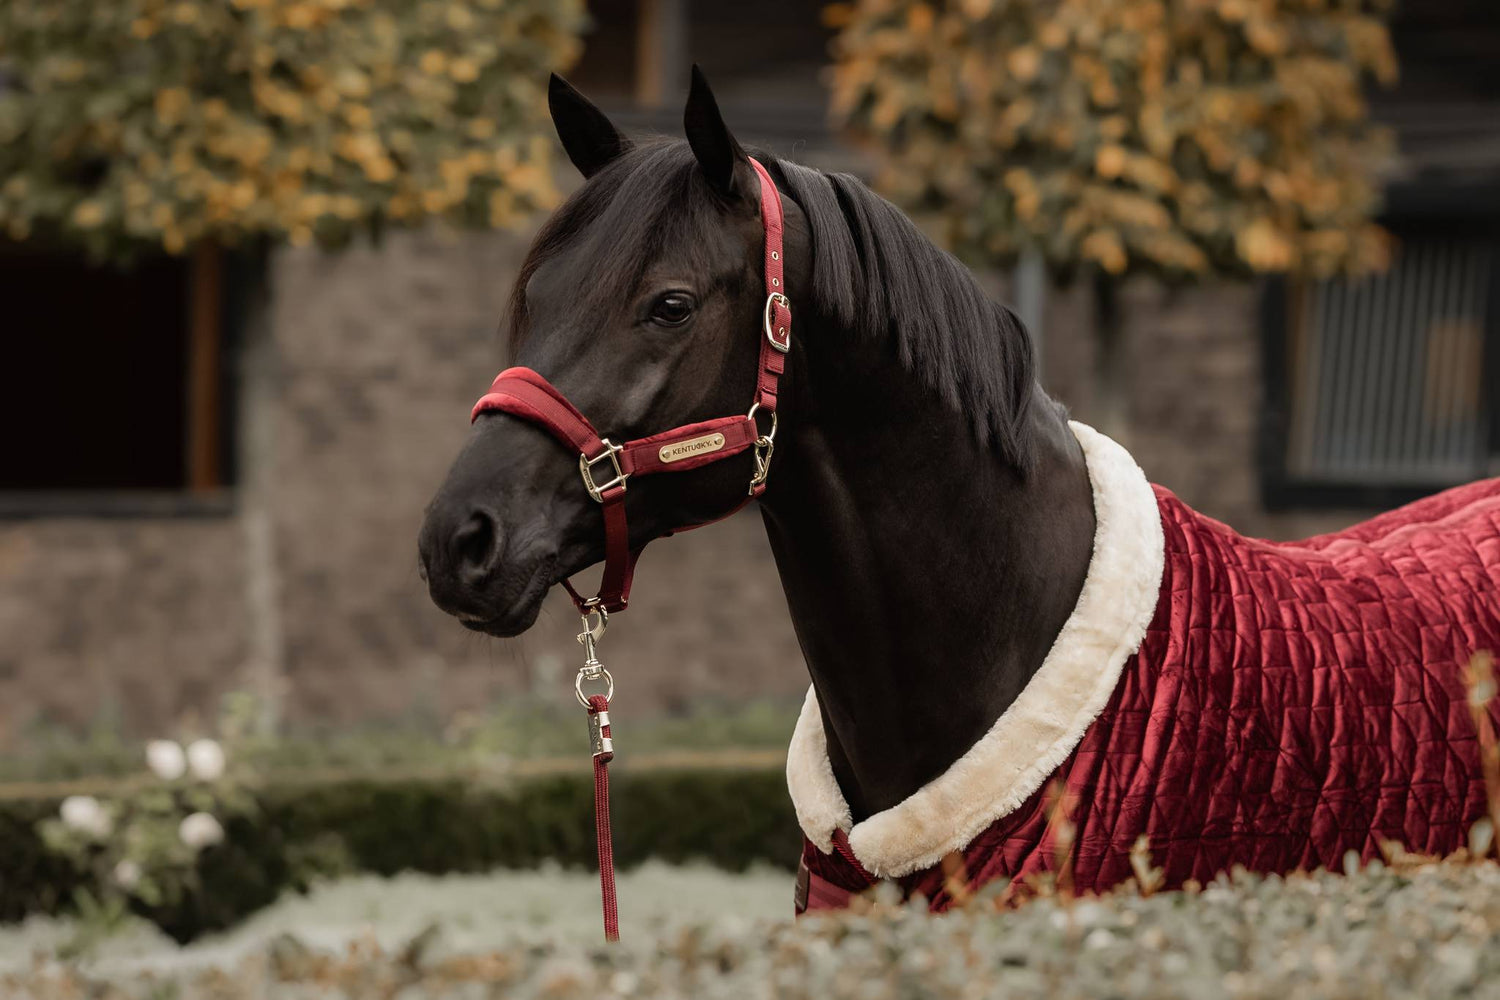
{"left": 5, "top": 858, "right": 1500, "bottom": 998}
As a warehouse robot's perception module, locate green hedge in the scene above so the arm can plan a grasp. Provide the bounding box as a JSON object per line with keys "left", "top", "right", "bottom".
{"left": 0, "top": 764, "right": 798, "bottom": 942}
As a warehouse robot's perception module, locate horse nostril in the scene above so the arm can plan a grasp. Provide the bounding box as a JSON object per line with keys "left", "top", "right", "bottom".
{"left": 453, "top": 510, "right": 501, "bottom": 583}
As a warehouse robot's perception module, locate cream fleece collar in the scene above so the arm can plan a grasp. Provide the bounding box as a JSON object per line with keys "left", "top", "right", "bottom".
{"left": 784, "top": 421, "right": 1165, "bottom": 877}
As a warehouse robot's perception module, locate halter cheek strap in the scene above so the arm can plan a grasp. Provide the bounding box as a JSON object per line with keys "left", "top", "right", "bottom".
{"left": 469, "top": 157, "right": 791, "bottom": 614}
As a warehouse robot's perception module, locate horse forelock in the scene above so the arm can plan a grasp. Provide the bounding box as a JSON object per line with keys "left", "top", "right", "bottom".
{"left": 504, "top": 141, "right": 712, "bottom": 355}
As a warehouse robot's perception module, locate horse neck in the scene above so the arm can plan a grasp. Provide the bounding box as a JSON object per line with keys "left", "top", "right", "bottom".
{"left": 758, "top": 320, "right": 1097, "bottom": 819}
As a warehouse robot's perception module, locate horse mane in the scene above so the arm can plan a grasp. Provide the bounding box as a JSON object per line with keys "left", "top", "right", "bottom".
{"left": 506, "top": 141, "right": 1040, "bottom": 471}
{"left": 768, "top": 159, "right": 1039, "bottom": 471}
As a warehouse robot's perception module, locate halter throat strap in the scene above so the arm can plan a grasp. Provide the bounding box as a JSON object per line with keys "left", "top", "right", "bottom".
{"left": 468, "top": 157, "right": 791, "bottom": 614}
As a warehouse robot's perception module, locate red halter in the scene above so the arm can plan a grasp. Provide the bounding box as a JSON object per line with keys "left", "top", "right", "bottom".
{"left": 469, "top": 157, "right": 791, "bottom": 615}
{"left": 467, "top": 157, "right": 789, "bottom": 943}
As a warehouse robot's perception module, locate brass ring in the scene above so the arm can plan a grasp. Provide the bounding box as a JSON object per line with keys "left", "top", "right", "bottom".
{"left": 575, "top": 667, "right": 614, "bottom": 708}
{"left": 746, "top": 403, "right": 778, "bottom": 444}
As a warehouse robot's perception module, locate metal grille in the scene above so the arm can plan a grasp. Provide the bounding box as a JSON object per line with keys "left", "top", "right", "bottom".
{"left": 1286, "top": 237, "right": 1494, "bottom": 485}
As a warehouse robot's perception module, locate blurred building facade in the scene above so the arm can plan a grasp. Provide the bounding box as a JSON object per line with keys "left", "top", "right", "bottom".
{"left": 1, "top": 0, "right": 1496, "bottom": 737}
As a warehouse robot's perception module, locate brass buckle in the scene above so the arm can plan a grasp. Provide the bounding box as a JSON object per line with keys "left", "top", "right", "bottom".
{"left": 746, "top": 404, "right": 778, "bottom": 494}
{"left": 763, "top": 293, "right": 791, "bottom": 353}
{"left": 579, "top": 439, "right": 627, "bottom": 502}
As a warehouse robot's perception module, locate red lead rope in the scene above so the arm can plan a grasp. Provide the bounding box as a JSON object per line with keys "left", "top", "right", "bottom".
{"left": 586, "top": 693, "right": 619, "bottom": 941}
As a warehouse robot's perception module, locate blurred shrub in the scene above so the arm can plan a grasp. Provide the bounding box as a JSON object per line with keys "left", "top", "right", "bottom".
{"left": 827, "top": 0, "right": 1398, "bottom": 279}
{"left": 27, "top": 695, "right": 303, "bottom": 951}
{"left": 13, "top": 856, "right": 1500, "bottom": 997}
{"left": 0, "top": 0, "right": 584, "bottom": 259}
{"left": 32, "top": 863, "right": 1500, "bottom": 1000}
{"left": 445, "top": 696, "right": 801, "bottom": 762}
{"left": 1, "top": 764, "right": 797, "bottom": 941}
{"left": 0, "top": 696, "right": 800, "bottom": 783}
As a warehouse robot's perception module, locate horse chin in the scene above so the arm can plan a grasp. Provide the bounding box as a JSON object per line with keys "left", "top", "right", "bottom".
{"left": 454, "top": 555, "right": 556, "bottom": 638}
{"left": 459, "top": 601, "right": 543, "bottom": 638}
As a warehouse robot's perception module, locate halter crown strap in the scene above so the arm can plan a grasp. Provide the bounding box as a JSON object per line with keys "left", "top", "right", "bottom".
{"left": 469, "top": 157, "right": 791, "bottom": 614}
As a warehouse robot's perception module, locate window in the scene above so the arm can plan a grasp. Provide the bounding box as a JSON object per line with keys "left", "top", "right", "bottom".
{"left": 0, "top": 243, "right": 235, "bottom": 516}
{"left": 1261, "top": 218, "right": 1499, "bottom": 509}
{"left": 568, "top": 0, "right": 836, "bottom": 150}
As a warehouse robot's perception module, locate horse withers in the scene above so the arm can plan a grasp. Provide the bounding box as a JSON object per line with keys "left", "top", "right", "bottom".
{"left": 418, "top": 68, "right": 1500, "bottom": 912}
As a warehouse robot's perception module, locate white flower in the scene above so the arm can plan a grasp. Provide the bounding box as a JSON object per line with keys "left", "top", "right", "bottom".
{"left": 146, "top": 740, "right": 187, "bottom": 781}
{"left": 186, "top": 738, "right": 226, "bottom": 781}
{"left": 178, "top": 812, "right": 224, "bottom": 850}
{"left": 59, "top": 795, "right": 112, "bottom": 838}
{"left": 112, "top": 859, "right": 142, "bottom": 890}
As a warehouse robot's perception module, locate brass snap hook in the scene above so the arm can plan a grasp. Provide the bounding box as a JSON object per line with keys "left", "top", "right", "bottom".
{"left": 575, "top": 605, "right": 613, "bottom": 707}
{"left": 746, "top": 403, "right": 778, "bottom": 494}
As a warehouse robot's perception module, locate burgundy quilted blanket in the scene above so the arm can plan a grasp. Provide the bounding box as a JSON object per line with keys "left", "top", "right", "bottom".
{"left": 790, "top": 424, "right": 1500, "bottom": 913}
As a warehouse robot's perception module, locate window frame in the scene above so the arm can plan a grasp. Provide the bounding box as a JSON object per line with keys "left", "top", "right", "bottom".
{"left": 1260, "top": 183, "right": 1500, "bottom": 511}
{"left": 0, "top": 245, "right": 253, "bottom": 520}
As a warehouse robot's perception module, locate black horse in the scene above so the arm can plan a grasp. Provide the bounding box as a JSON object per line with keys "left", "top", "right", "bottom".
{"left": 419, "top": 70, "right": 1500, "bottom": 905}
{"left": 419, "top": 69, "right": 1091, "bottom": 823}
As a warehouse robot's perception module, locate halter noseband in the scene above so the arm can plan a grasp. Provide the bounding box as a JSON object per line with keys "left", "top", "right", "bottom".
{"left": 469, "top": 157, "right": 792, "bottom": 615}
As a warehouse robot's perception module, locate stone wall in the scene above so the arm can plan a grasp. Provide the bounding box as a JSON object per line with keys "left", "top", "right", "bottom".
{"left": 262, "top": 228, "right": 808, "bottom": 729}
{"left": 0, "top": 517, "right": 247, "bottom": 740}
{"left": 0, "top": 228, "right": 1369, "bottom": 740}
{"left": 0, "top": 224, "right": 810, "bottom": 739}
{"left": 1038, "top": 278, "right": 1364, "bottom": 542}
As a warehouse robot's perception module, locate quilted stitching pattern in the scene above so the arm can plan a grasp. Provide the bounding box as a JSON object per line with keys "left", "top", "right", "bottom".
{"left": 803, "top": 478, "right": 1500, "bottom": 908}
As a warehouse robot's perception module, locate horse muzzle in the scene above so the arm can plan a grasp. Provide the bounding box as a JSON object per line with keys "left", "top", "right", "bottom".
{"left": 418, "top": 491, "right": 562, "bottom": 637}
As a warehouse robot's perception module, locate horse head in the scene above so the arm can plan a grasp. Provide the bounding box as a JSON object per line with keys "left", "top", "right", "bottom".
{"left": 418, "top": 68, "right": 807, "bottom": 636}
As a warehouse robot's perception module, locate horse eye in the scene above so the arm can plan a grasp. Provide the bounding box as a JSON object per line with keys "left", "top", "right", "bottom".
{"left": 648, "top": 292, "right": 695, "bottom": 327}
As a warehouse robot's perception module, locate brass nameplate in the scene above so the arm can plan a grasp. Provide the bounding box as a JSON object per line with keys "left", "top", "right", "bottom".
{"left": 658, "top": 432, "right": 726, "bottom": 464}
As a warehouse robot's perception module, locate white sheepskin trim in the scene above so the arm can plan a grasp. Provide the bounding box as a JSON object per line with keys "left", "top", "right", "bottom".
{"left": 784, "top": 421, "right": 1165, "bottom": 877}
{"left": 784, "top": 686, "right": 850, "bottom": 854}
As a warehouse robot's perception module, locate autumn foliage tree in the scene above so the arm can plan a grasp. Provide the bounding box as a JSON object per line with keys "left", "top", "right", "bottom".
{"left": 828, "top": 0, "right": 1397, "bottom": 282}
{"left": 0, "top": 0, "right": 584, "bottom": 259}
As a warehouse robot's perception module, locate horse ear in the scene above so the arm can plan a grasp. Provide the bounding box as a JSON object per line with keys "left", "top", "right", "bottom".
{"left": 684, "top": 65, "right": 747, "bottom": 198}
{"left": 548, "top": 73, "right": 632, "bottom": 179}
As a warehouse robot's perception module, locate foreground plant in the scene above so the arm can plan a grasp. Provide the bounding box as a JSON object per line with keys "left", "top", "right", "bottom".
{"left": 1465, "top": 650, "right": 1500, "bottom": 855}
{"left": 8, "top": 857, "right": 1500, "bottom": 999}
{"left": 36, "top": 705, "right": 263, "bottom": 950}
